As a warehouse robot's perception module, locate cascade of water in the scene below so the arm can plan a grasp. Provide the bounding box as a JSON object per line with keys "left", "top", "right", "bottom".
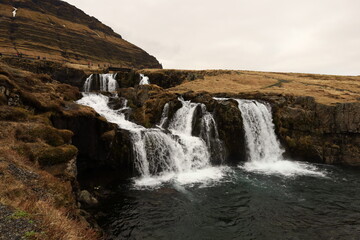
{"left": 158, "top": 103, "right": 170, "bottom": 129}
{"left": 235, "top": 99, "right": 284, "bottom": 163}
{"left": 168, "top": 98, "right": 198, "bottom": 135}
{"left": 83, "top": 74, "right": 93, "bottom": 92}
{"left": 83, "top": 73, "right": 119, "bottom": 92}
{"left": 139, "top": 74, "right": 150, "bottom": 85}
{"left": 232, "top": 99, "right": 325, "bottom": 176}
{"left": 199, "top": 104, "right": 226, "bottom": 164}
{"left": 77, "top": 93, "right": 228, "bottom": 184}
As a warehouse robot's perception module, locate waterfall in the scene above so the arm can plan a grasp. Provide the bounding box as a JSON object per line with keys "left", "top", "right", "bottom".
{"left": 234, "top": 99, "right": 325, "bottom": 176}
{"left": 83, "top": 73, "right": 119, "bottom": 92}
{"left": 236, "top": 100, "right": 284, "bottom": 163}
{"left": 199, "top": 104, "right": 226, "bottom": 164}
{"left": 77, "top": 93, "right": 228, "bottom": 186}
{"left": 139, "top": 74, "right": 150, "bottom": 85}
{"left": 212, "top": 97, "right": 325, "bottom": 177}
{"left": 158, "top": 103, "right": 170, "bottom": 129}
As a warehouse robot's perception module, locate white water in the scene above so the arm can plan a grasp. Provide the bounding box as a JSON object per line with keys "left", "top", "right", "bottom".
{"left": 235, "top": 99, "right": 325, "bottom": 177}
{"left": 236, "top": 100, "right": 284, "bottom": 163}
{"left": 139, "top": 74, "right": 150, "bottom": 85}
{"left": 214, "top": 98, "right": 325, "bottom": 177}
{"left": 158, "top": 103, "right": 169, "bottom": 128}
{"left": 83, "top": 73, "right": 119, "bottom": 92}
{"left": 77, "top": 93, "right": 227, "bottom": 187}
{"left": 12, "top": 7, "right": 17, "bottom": 18}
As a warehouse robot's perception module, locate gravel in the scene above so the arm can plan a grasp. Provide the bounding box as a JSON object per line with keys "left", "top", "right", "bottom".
{"left": 0, "top": 204, "right": 39, "bottom": 240}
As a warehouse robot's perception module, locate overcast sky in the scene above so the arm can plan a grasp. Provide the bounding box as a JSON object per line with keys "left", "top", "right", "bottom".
{"left": 64, "top": 0, "right": 359, "bottom": 75}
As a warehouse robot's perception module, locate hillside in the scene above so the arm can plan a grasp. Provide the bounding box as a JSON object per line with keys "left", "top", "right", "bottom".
{"left": 0, "top": 0, "right": 162, "bottom": 69}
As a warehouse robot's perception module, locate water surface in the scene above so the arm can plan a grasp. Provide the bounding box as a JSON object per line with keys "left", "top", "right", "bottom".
{"left": 100, "top": 164, "right": 360, "bottom": 240}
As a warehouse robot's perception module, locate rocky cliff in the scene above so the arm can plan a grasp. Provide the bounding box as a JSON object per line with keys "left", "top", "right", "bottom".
{"left": 0, "top": 0, "right": 162, "bottom": 69}
{"left": 0, "top": 61, "right": 105, "bottom": 238}
{"left": 121, "top": 70, "right": 360, "bottom": 166}
{"left": 273, "top": 96, "right": 360, "bottom": 166}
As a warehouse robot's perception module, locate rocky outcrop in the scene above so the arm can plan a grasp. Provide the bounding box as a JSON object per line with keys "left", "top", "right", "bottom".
{"left": 271, "top": 96, "right": 360, "bottom": 166}
{"left": 0, "top": 61, "right": 100, "bottom": 238}
{"left": 51, "top": 104, "right": 136, "bottom": 185}
{"left": 2, "top": 57, "right": 88, "bottom": 88}
{"left": 117, "top": 84, "right": 180, "bottom": 127}
{"left": 212, "top": 99, "right": 246, "bottom": 163}
{"left": 213, "top": 91, "right": 360, "bottom": 166}
{"left": 115, "top": 71, "right": 141, "bottom": 89}
{"left": 181, "top": 92, "right": 246, "bottom": 164}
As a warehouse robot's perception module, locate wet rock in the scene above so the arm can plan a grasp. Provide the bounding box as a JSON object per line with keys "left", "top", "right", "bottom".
{"left": 115, "top": 71, "right": 141, "bottom": 88}
{"left": 117, "top": 85, "right": 179, "bottom": 127}
{"left": 212, "top": 99, "right": 246, "bottom": 164}
{"left": 78, "top": 190, "right": 99, "bottom": 207}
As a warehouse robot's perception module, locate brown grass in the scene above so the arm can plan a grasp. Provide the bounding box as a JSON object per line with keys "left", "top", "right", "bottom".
{"left": 149, "top": 69, "right": 360, "bottom": 105}
{"left": 0, "top": 133, "right": 99, "bottom": 240}
{"left": 0, "top": 3, "right": 147, "bottom": 68}
{"left": 0, "top": 62, "right": 100, "bottom": 239}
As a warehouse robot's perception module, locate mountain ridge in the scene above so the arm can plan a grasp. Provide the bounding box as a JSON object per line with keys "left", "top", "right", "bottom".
{"left": 0, "top": 0, "right": 162, "bottom": 69}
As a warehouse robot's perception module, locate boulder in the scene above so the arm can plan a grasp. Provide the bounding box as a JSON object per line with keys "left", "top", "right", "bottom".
{"left": 78, "top": 190, "right": 98, "bottom": 207}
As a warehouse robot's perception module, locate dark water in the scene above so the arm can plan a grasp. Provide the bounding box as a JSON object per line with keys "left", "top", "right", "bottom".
{"left": 99, "top": 164, "right": 360, "bottom": 240}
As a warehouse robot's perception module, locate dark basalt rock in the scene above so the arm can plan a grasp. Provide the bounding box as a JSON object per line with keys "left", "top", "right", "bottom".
{"left": 178, "top": 92, "right": 246, "bottom": 164}
{"left": 115, "top": 71, "right": 141, "bottom": 88}
{"left": 117, "top": 85, "right": 180, "bottom": 128}
{"left": 212, "top": 99, "right": 246, "bottom": 164}
{"left": 272, "top": 97, "right": 360, "bottom": 166}
{"left": 51, "top": 108, "right": 136, "bottom": 188}
{"left": 2, "top": 58, "right": 88, "bottom": 88}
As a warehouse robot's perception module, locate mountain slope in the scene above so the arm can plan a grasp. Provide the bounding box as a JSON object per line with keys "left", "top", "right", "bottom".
{"left": 0, "top": 0, "right": 162, "bottom": 69}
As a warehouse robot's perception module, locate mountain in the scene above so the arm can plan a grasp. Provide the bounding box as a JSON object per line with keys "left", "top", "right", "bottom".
{"left": 0, "top": 0, "right": 162, "bottom": 69}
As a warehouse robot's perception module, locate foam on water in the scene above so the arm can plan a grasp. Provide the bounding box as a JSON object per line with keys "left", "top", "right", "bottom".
{"left": 134, "top": 166, "right": 232, "bottom": 188}
{"left": 241, "top": 160, "right": 326, "bottom": 177}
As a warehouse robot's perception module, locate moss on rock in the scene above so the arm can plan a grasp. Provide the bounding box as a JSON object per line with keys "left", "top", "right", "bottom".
{"left": 0, "top": 106, "right": 30, "bottom": 121}
{"left": 15, "top": 125, "right": 73, "bottom": 147}
{"left": 37, "top": 145, "right": 78, "bottom": 166}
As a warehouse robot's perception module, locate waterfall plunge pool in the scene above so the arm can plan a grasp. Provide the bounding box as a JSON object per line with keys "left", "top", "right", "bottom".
{"left": 99, "top": 164, "right": 360, "bottom": 240}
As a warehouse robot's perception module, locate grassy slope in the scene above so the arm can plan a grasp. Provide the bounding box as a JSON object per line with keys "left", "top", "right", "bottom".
{"left": 0, "top": 61, "right": 99, "bottom": 240}
{"left": 0, "top": 2, "right": 161, "bottom": 69}
{"left": 143, "top": 69, "right": 360, "bottom": 105}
